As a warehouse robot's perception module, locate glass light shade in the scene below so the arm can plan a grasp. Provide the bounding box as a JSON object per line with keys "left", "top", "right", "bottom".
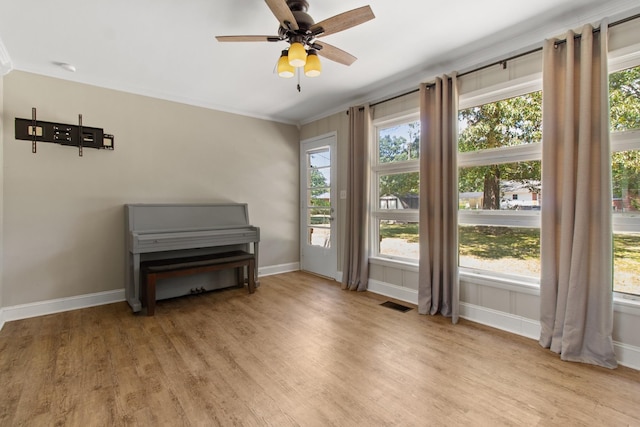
{"left": 304, "top": 51, "right": 321, "bottom": 77}
{"left": 277, "top": 52, "right": 295, "bottom": 78}
{"left": 288, "top": 42, "right": 307, "bottom": 67}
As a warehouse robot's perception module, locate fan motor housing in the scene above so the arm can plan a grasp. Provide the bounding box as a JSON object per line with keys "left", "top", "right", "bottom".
{"left": 292, "top": 10, "right": 314, "bottom": 29}
{"left": 287, "top": 0, "right": 309, "bottom": 12}
{"left": 283, "top": 0, "right": 314, "bottom": 34}
{"left": 278, "top": 8, "right": 315, "bottom": 39}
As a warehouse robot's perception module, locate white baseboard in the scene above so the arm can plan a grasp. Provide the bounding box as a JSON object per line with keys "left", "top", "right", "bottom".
{"left": 613, "top": 341, "right": 640, "bottom": 371}
{"left": 368, "top": 280, "right": 640, "bottom": 371}
{"left": 367, "top": 281, "right": 540, "bottom": 341}
{"left": 258, "top": 262, "right": 300, "bottom": 277}
{"left": 367, "top": 279, "right": 419, "bottom": 304}
{"left": 459, "top": 302, "right": 541, "bottom": 340}
{"left": 1, "top": 289, "right": 125, "bottom": 327}
{"left": 2, "top": 274, "right": 638, "bottom": 370}
{"left": 0, "top": 262, "right": 297, "bottom": 331}
{"left": 459, "top": 302, "right": 640, "bottom": 370}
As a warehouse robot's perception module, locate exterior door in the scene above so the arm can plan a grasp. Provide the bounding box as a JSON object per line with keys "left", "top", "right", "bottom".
{"left": 300, "top": 133, "right": 337, "bottom": 279}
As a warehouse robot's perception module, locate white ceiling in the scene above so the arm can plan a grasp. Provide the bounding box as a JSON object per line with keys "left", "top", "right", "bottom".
{"left": 1, "top": 0, "right": 639, "bottom": 125}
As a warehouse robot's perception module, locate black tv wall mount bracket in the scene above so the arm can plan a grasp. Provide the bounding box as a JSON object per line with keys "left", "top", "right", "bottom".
{"left": 15, "top": 108, "right": 114, "bottom": 157}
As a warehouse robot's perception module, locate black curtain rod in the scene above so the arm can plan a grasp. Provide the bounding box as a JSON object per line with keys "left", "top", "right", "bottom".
{"left": 457, "top": 46, "right": 542, "bottom": 78}
{"left": 370, "top": 88, "right": 420, "bottom": 108}
{"left": 553, "top": 11, "right": 640, "bottom": 48}
{"left": 362, "top": 12, "right": 640, "bottom": 110}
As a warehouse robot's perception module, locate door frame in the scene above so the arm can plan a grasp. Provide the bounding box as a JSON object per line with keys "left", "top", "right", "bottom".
{"left": 300, "top": 132, "right": 338, "bottom": 280}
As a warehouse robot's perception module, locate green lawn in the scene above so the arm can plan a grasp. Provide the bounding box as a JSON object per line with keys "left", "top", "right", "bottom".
{"left": 458, "top": 226, "right": 540, "bottom": 260}
{"left": 380, "top": 223, "right": 640, "bottom": 294}
{"left": 614, "top": 233, "right": 640, "bottom": 270}
{"left": 379, "top": 222, "right": 420, "bottom": 243}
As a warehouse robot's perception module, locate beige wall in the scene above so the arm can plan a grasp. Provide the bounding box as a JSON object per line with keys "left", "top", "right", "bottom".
{"left": 2, "top": 71, "right": 300, "bottom": 306}
{"left": 300, "top": 111, "right": 349, "bottom": 272}
{"left": 0, "top": 74, "right": 4, "bottom": 309}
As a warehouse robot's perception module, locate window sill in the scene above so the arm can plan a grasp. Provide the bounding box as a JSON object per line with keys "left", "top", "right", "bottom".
{"left": 614, "top": 295, "right": 640, "bottom": 316}
{"left": 459, "top": 269, "right": 540, "bottom": 296}
{"left": 368, "top": 259, "right": 640, "bottom": 316}
{"left": 369, "top": 256, "right": 418, "bottom": 272}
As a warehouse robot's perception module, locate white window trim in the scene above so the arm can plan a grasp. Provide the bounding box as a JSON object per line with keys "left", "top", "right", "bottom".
{"left": 369, "top": 256, "right": 420, "bottom": 272}
{"left": 367, "top": 48, "right": 640, "bottom": 298}
{"left": 371, "top": 114, "right": 420, "bottom": 263}
{"left": 609, "top": 42, "right": 640, "bottom": 73}
{"left": 458, "top": 210, "right": 541, "bottom": 228}
{"left": 459, "top": 74, "right": 542, "bottom": 110}
{"left": 611, "top": 129, "right": 640, "bottom": 234}
{"left": 458, "top": 74, "right": 543, "bottom": 284}
{"left": 609, "top": 56, "right": 640, "bottom": 298}
{"left": 375, "top": 159, "right": 420, "bottom": 174}
{"left": 459, "top": 143, "right": 541, "bottom": 167}
{"left": 611, "top": 129, "right": 640, "bottom": 150}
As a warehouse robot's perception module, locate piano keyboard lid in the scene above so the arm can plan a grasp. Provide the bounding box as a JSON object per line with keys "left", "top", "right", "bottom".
{"left": 126, "top": 203, "right": 252, "bottom": 233}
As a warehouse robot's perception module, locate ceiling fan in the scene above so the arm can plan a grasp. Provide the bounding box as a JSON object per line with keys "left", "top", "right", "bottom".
{"left": 215, "top": 0, "right": 375, "bottom": 80}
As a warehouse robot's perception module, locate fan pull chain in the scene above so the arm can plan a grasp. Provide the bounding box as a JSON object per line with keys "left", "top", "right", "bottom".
{"left": 297, "top": 68, "right": 301, "bottom": 92}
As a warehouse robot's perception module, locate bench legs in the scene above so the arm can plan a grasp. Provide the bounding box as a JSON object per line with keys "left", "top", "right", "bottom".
{"left": 142, "top": 258, "right": 255, "bottom": 316}
{"left": 142, "top": 273, "right": 158, "bottom": 316}
{"left": 246, "top": 258, "right": 256, "bottom": 294}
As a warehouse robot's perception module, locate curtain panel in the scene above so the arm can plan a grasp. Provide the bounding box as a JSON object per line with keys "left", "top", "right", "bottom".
{"left": 539, "top": 22, "right": 617, "bottom": 368}
{"left": 342, "top": 105, "right": 371, "bottom": 291}
{"left": 418, "top": 76, "right": 460, "bottom": 322}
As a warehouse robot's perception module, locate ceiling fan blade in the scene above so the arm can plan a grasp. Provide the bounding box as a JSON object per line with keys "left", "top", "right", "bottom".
{"left": 264, "top": 0, "right": 299, "bottom": 31}
{"left": 216, "top": 35, "right": 281, "bottom": 42}
{"left": 310, "top": 6, "right": 375, "bottom": 38}
{"left": 314, "top": 41, "right": 357, "bottom": 66}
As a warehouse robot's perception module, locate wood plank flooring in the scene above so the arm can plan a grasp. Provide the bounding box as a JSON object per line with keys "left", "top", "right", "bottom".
{"left": 1, "top": 271, "right": 639, "bottom": 426}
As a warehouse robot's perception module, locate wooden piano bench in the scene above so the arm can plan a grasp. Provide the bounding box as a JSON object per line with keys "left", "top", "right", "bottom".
{"left": 140, "top": 250, "right": 256, "bottom": 316}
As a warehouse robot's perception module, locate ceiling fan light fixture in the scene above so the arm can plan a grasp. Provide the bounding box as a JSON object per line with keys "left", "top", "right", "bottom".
{"left": 304, "top": 49, "right": 321, "bottom": 77}
{"left": 277, "top": 50, "right": 295, "bottom": 78}
{"left": 216, "top": 1, "right": 376, "bottom": 81}
{"left": 288, "top": 42, "right": 307, "bottom": 67}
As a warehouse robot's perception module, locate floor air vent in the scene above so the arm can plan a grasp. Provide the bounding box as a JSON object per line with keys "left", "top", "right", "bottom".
{"left": 380, "top": 301, "right": 412, "bottom": 313}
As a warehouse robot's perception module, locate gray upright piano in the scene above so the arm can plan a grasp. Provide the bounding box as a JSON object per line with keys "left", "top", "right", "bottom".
{"left": 125, "top": 203, "right": 260, "bottom": 312}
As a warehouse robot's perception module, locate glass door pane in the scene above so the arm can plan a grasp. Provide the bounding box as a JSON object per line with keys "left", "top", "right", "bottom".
{"left": 307, "top": 148, "right": 331, "bottom": 247}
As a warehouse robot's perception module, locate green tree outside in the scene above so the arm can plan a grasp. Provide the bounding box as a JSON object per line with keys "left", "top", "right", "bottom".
{"left": 378, "top": 122, "right": 420, "bottom": 202}
{"left": 458, "top": 91, "right": 542, "bottom": 209}
{"left": 381, "top": 66, "right": 640, "bottom": 294}
{"left": 309, "top": 167, "right": 330, "bottom": 222}
{"left": 610, "top": 65, "right": 640, "bottom": 211}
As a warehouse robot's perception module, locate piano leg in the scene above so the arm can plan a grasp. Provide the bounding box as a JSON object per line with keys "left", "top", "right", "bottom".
{"left": 254, "top": 242, "right": 260, "bottom": 288}
{"left": 126, "top": 252, "right": 142, "bottom": 312}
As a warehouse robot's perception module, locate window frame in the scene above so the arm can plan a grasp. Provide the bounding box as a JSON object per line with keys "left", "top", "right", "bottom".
{"left": 366, "top": 46, "right": 640, "bottom": 296}
{"left": 457, "top": 76, "right": 543, "bottom": 285}
{"left": 370, "top": 113, "right": 421, "bottom": 262}
{"left": 609, "top": 48, "right": 640, "bottom": 298}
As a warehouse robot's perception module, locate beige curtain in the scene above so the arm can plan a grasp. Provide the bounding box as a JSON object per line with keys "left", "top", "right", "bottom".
{"left": 418, "top": 76, "right": 459, "bottom": 322}
{"left": 540, "top": 23, "right": 617, "bottom": 368}
{"left": 342, "top": 105, "right": 371, "bottom": 291}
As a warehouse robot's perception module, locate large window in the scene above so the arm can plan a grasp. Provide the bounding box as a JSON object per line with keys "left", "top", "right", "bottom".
{"left": 367, "top": 58, "right": 640, "bottom": 299}
{"left": 610, "top": 63, "right": 640, "bottom": 297}
{"left": 371, "top": 118, "right": 420, "bottom": 261}
{"left": 458, "top": 90, "right": 542, "bottom": 281}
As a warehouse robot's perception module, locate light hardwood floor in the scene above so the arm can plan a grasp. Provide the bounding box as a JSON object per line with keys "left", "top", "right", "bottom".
{"left": 1, "top": 271, "right": 639, "bottom": 426}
